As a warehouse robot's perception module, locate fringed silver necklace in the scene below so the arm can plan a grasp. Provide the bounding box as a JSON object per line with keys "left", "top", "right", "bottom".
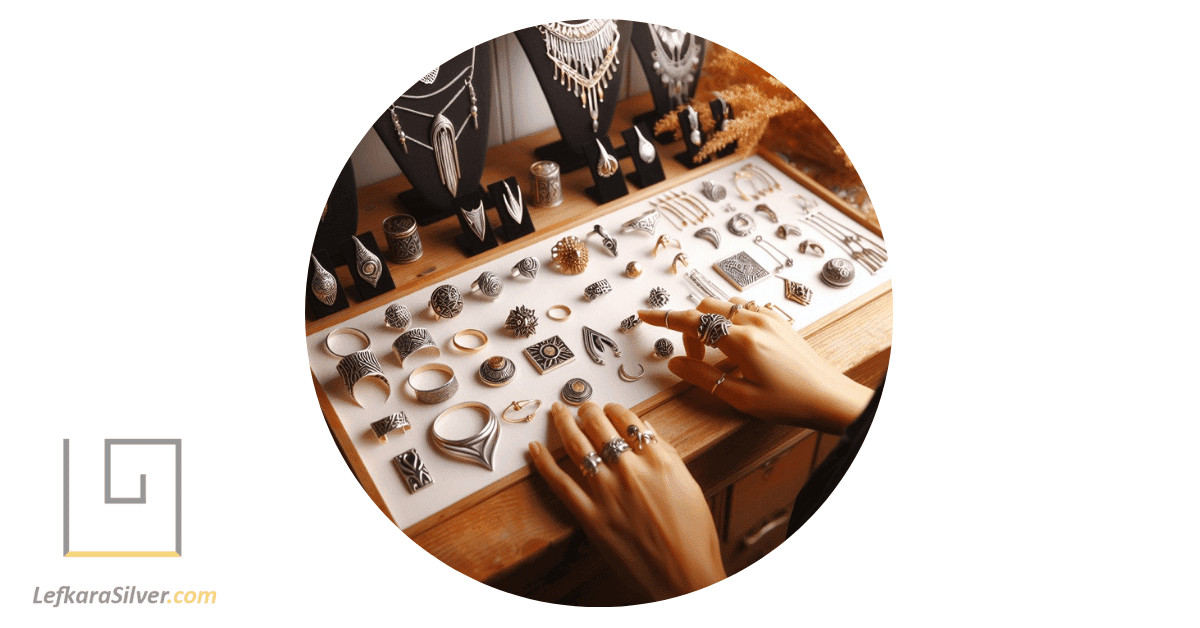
{"left": 538, "top": 20, "right": 621, "bottom": 132}
{"left": 649, "top": 25, "right": 701, "bottom": 108}
{"left": 388, "top": 47, "right": 479, "bottom": 198}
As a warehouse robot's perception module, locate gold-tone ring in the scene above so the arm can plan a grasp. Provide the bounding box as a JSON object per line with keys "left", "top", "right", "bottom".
{"left": 502, "top": 399, "right": 542, "bottom": 424}
{"left": 728, "top": 304, "right": 741, "bottom": 319}
{"left": 547, "top": 305, "right": 572, "bottom": 321}
{"left": 652, "top": 235, "right": 681, "bottom": 257}
{"left": 744, "top": 300, "right": 761, "bottom": 312}
{"left": 452, "top": 329, "right": 489, "bottom": 353}
{"left": 670, "top": 252, "right": 690, "bottom": 274}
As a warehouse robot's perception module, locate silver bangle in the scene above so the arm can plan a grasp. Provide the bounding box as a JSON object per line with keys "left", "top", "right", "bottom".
{"left": 600, "top": 436, "right": 631, "bottom": 463}
{"left": 407, "top": 363, "right": 459, "bottom": 405}
{"left": 392, "top": 328, "right": 439, "bottom": 368}
{"left": 431, "top": 402, "right": 500, "bottom": 471}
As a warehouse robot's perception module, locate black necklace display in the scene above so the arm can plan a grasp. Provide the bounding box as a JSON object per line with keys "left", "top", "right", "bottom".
{"left": 629, "top": 22, "right": 706, "bottom": 143}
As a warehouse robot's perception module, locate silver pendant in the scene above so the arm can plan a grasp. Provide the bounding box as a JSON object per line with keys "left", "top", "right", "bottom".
{"left": 687, "top": 106, "right": 701, "bottom": 146}
{"left": 581, "top": 326, "right": 621, "bottom": 365}
{"left": 635, "top": 126, "right": 656, "bottom": 164}
{"left": 351, "top": 236, "right": 382, "bottom": 287}
{"left": 500, "top": 180, "right": 523, "bottom": 224}
{"left": 622, "top": 210, "right": 661, "bottom": 236}
{"left": 393, "top": 449, "right": 434, "bottom": 494}
{"left": 310, "top": 254, "right": 337, "bottom": 306}
{"left": 782, "top": 278, "right": 813, "bottom": 306}
{"left": 595, "top": 139, "right": 618, "bottom": 178}
{"left": 713, "top": 251, "right": 770, "bottom": 292}
{"left": 431, "top": 113, "right": 461, "bottom": 197}
{"left": 523, "top": 335, "right": 576, "bottom": 374}
{"left": 461, "top": 201, "right": 487, "bottom": 241}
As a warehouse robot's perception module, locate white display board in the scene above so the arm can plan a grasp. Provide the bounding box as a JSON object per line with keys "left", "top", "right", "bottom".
{"left": 306, "top": 155, "right": 890, "bottom": 530}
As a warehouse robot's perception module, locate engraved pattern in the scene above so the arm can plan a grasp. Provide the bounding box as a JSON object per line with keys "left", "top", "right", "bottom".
{"left": 429, "top": 284, "right": 464, "bottom": 319}
{"left": 392, "top": 328, "right": 436, "bottom": 367}
{"left": 600, "top": 436, "right": 631, "bottom": 463}
{"left": 504, "top": 305, "right": 538, "bottom": 338}
{"left": 432, "top": 403, "right": 500, "bottom": 471}
{"left": 648, "top": 287, "right": 670, "bottom": 308}
{"left": 581, "top": 326, "right": 621, "bottom": 365}
{"left": 411, "top": 366, "right": 458, "bottom": 405}
{"left": 654, "top": 338, "right": 674, "bottom": 358}
{"left": 695, "top": 227, "right": 721, "bottom": 249}
{"left": 420, "top": 67, "right": 439, "bottom": 84}
{"left": 727, "top": 212, "right": 757, "bottom": 236}
{"left": 384, "top": 303, "right": 411, "bottom": 331}
{"left": 394, "top": 449, "right": 434, "bottom": 494}
{"left": 512, "top": 256, "right": 540, "bottom": 279}
{"left": 335, "top": 350, "right": 389, "bottom": 405}
{"left": 500, "top": 181, "right": 524, "bottom": 224}
{"left": 310, "top": 254, "right": 337, "bottom": 306}
{"left": 471, "top": 271, "right": 503, "bottom": 298}
{"left": 561, "top": 378, "right": 593, "bottom": 405}
{"left": 821, "top": 258, "right": 856, "bottom": 287}
{"left": 783, "top": 278, "right": 813, "bottom": 306}
{"left": 619, "top": 315, "right": 642, "bottom": 332}
{"left": 622, "top": 210, "right": 660, "bottom": 236}
{"left": 371, "top": 413, "right": 410, "bottom": 441}
{"left": 531, "top": 160, "right": 563, "bottom": 207}
{"left": 351, "top": 236, "right": 383, "bottom": 287}
{"left": 524, "top": 335, "right": 576, "bottom": 374}
{"left": 583, "top": 279, "right": 612, "bottom": 302}
{"left": 383, "top": 214, "right": 423, "bottom": 264}
{"left": 550, "top": 236, "right": 589, "bottom": 274}
{"left": 478, "top": 356, "right": 516, "bottom": 387}
{"left": 649, "top": 26, "right": 701, "bottom": 107}
{"left": 696, "top": 313, "right": 732, "bottom": 348}
{"left": 461, "top": 201, "right": 487, "bottom": 241}
{"left": 713, "top": 251, "right": 770, "bottom": 292}
{"left": 702, "top": 181, "right": 726, "bottom": 202}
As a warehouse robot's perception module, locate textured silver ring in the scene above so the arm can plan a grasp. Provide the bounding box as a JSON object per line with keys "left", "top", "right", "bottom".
{"left": 469, "top": 271, "right": 504, "bottom": 298}
{"left": 580, "top": 451, "right": 603, "bottom": 477}
{"left": 478, "top": 356, "right": 517, "bottom": 387}
{"left": 560, "top": 378, "right": 594, "bottom": 405}
{"left": 600, "top": 436, "right": 631, "bottom": 463}
{"left": 335, "top": 350, "right": 390, "bottom": 407}
{"left": 371, "top": 412, "right": 410, "bottom": 444}
{"left": 431, "top": 402, "right": 500, "bottom": 471}
{"left": 392, "top": 328, "right": 439, "bottom": 368}
{"left": 619, "top": 315, "right": 642, "bottom": 333}
{"left": 429, "top": 284, "right": 464, "bottom": 319}
{"left": 325, "top": 327, "right": 371, "bottom": 357}
{"left": 728, "top": 213, "right": 757, "bottom": 237}
{"left": 408, "top": 363, "right": 459, "bottom": 405}
{"left": 696, "top": 313, "right": 732, "bottom": 348}
{"left": 626, "top": 424, "right": 657, "bottom": 451}
{"left": 653, "top": 338, "right": 674, "bottom": 358}
{"left": 590, "top": 224, "right": 619, "bottom": 256}
{"left": 583, "top": 279, "right": 612, "bottom": 302}
{"left": 649, "top": 288, "right": 670, "bottom": 309}
{"left": 511, "top": 256, "right": 540, "bottom": 279}
{"left": 384, "top": 303, "right": 411, "bottom": 331}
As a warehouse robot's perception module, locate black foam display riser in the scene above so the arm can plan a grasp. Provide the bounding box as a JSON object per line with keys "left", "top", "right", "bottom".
{"left": 306, "top": 249, "right": 350, "bottom": 321}
{"left": 619, "top": 124, "right": 666, "bottom": 189}
{"left": 313, "top": 159, "right": 358, "bottom": 265}
{"left": 487, "top": 177, "right": 536, "bottom": 242}
{"left": 453, "top": 189, "right": 499, "bottom": 257}
{"left": 398, "top": 186, "right": 482, "bottom": 227}
{"left": 581, "top": 137, "right": 629, "bottom": 204}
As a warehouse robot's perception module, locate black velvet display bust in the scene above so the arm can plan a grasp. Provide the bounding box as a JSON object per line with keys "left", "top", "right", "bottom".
{"left": 373, "top": 44, "right": 494, "bottom": 226}
{"left": 514, "top": 20, "right": 633, "bottom": 173}
{"left": 628, "top": 21, "right": 706, "bottom": 142}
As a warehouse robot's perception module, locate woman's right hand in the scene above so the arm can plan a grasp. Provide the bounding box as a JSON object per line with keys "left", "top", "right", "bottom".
{"left": 639, "top": 297, "right": 873, "bottom": 434}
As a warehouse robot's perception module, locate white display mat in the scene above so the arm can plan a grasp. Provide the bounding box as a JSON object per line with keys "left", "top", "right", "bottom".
{"left": 306, "top": 155, "right": 890, "bottom": 531}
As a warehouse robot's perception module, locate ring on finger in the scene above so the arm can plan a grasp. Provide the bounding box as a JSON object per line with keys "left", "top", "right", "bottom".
{"left": 626, "top": 424, "right": 657, "bottom": 451}
{"left": 696, "top": 313, "right": 732, "bottom": 348}
{"left": 600, "top": 436, "right": 631, "bottom": 463}
{"left": 727, "top": 304, "right": 741, "bottom": 319}
{"left": 711, "top": 372, "right": 729, "bottom": 395}
{"left": 580, "top": 451, "right": 603, "bottom": 477}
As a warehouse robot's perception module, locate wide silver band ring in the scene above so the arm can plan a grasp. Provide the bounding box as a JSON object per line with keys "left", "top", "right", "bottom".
{"left": 407, "top": 363, "right": 459, "bottom": 405}
{"left": 431, "top": 402, "right": 500, "bottom": 471}
{"left": 335, "top": 349, "right": 390, "bottom": 407}
{"left": 696, "top": 313, "right": 732, "bottom": 348}
{"left": 600, "top": 436, "right": 631, "bottom": 463}
{"left": 392, "top": 328, "right": 439, "bottom": 368}
{"left": 583, "top": 279, "right": 612, "bottom": 302}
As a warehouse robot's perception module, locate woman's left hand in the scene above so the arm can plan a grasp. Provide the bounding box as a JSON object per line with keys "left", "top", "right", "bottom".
{"left": 528, "top": 401, "right": 726, "bottom": 601}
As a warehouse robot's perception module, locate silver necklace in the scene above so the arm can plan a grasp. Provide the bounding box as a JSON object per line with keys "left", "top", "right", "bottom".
{"left": 388, "top": 48, "right": 479, "bottom": 197}
{"left": 649, "top": 25, "right": 700, "bottom": 108}
{"left": 538, "top": 20, "right": 621, "bottom": 133}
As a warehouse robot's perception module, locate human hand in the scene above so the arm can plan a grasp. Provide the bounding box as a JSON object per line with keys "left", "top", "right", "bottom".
{"left": 639, "top": 297, "right": 873, "bottom": 434}
{"left": 527, "top": 401, "right": 725, "bottom": 601}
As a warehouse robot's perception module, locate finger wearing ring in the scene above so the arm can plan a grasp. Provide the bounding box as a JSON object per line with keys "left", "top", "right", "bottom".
{"left": 580, "top": 451, "right": 604, "bottom": 477}
{"left": 600, "top": 436, "right": 631, "bottom": 463}
{"left": 710, "top": 372, "right": 729, "bottom": 395}
{"left": 625, "top": 424, "right": 657, "bottom": 451}
{"left": 696, "top": 313, "right": 732, "bottom": 348}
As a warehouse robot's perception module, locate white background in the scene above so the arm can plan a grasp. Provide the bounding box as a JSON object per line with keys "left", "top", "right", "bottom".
{"left": 2, "top": 1, "right": 1197, "bottom": 626}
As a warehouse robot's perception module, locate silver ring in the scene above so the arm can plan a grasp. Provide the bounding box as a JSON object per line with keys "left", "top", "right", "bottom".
{"left": 701, "top": 180, "right": 726, "bottom": 202}
{"left": 728, "top": 213, "right": 757, "bottom": 237}
{"left": 653, "top": 338, "right": 674, "bottom": 358}
{"left": 696, "top": 313, "right": 732, "bottom": 348}
{"left": 504, "top": 305, "right": 538, "bottom": 338}
{"left": 431, "top": 402, "right": 500, "bottom": 471}
{"left": 600, "top": 436, "right": 631, "bottom": 463}
{"left": 469, "top": 271, "right": 504, "bottom": 298}
{"left": 728, "top": 304, "right": 742, "bottom": 319}
{"left": 754, "top": 203, "right": 778, "bottom": 223}
{"left": 325, "top": 327, "right": 371, "bottom": 357}
{"left": 429, "top": 284, "right": 464, "bottom": 319}
{"left": 776, "top": 224, "right": 803, "bottom": 239}
{"left": 821, "top": 258, "right": 856, "bottom": 288}
{"left": 478, "top": 356, "right": 517, "bottom": 387}
{"left": 694, "top": 227, "right": 721, "bottom": 249}
{"left": 546, "top": 305, "right": 572, "bottom": 322}
{"left": 392, "top": 328, "right": 439, "bottom": 368}
{"left": 662, "top": 310, "right": 673, "bottom": 329}
{"left": 384, "top": 303, "right": 411, "bottom": 331}
{"left": 618, "top": 363, "right": 646, "bottom": 382}
{"left": 711, "top": 372, "right": 729, "bottom": 395}
{"left": 626, "top": 424, "right": 657, "bottom": 451}
{"left": 583, "top": 279, "right": 612, "bottom": 302}
{"left": 335, "top": 350, "right": 390, "bottom": 407}
{"left": 407, "top": 363, "right": 459, "bottom": 405}
{"left": 580, "top": 451, "right": 603, "bottom": 477}
{"left": 589, "top": 224, "right": 619, "bottom": 256}
{"left": 649, "top": 288, "right": 670, "bottom": 309}
{"left": 619, "top": 315, "right": 642, "bottom": 333}
{"left": 560, "top": 378, "right": 593, "bottom": 405}
{"left": 511, "top": 256, "right": 540, "bottom": 279}
{"left": 371, "top": 412, "right": 410, "bottom": 444}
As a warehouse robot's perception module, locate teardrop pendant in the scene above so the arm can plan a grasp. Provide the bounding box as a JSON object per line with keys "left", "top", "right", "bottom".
{"left": 431, "top": 113, "right": 460, "bottom": 197}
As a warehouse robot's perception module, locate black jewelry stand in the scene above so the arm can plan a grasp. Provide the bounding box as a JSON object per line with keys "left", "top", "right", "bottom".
{"left": 313, "top": 159, "right": 359, "bottom": 264}
{"left": 620, "top": 124, "right": 666, "bottom": 188}
{"left": 710, "top": 98, "right": 737, "bottom": 158}
{"left": 306, "top": 249, "right": 349, "bottom": 321}
{"left": 338, "top": 232, "right": 395, "bottom": 301}
{"left": 487, "top": 177, "right": 535, "bottom": 242}
{"left": 582, "top": 137, "right": 629, "bottom": 204}
{"left": 628, "top": 21, "right": 707, "bottom": 144}
{"left": 674, "top": 107, "right": 710, "bottom": 168}
{"left": 372, "top": 44, "right": 494, "bottom": 226}
{"left": 453, "top": 189, "right": 499, "bottom": 257}
{"left": 514, "top": 21, "right": 632, "bottom": 174}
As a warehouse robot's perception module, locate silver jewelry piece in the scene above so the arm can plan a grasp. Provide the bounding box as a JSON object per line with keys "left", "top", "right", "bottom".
{"left": 500, "top": 180, "right": 524, "bottom": 224}
{"left": 461, "top": 201, "right": 487, "bottom": 241}
{"left": 626, "top": 424, "right": 657, "bottom": 451}
{"left": 618, "top": 363, "right": 645, "bottom": 382}
{"left": 511, "top": 256, "right": 540, "bottom": 279}
{"left": 371, "top": 413, "right": 410, "bottom": 444}
{"left": 429, "top": 284, "right": 464, "bottom": 319}
{"left": 782, "top": 278, "right": 813, "bottom": 306}
{"left": 560, "top": 378, "right": 593, "bottom": 406}
{"left": 694, "top": 227, "right": 721, "bottom": 249}
{"left": 701, "top": 180, "right": 726, "bottom": 202}
{"left": 600, "top": 436, "right": 631, "bottom": 463}
{"left": 523, "top": 335, "right": 576, "bottom": 374}
{"left": 581, "top": 326, "right": 621, "bottom": 365}
{"left": 392, "top": 328, "right": 439, "bottom": 367}
{"left": 685, "top": 269, "right": 730, "bottom": 301}
{"left": 335, "top": 350, "right": 390, "bottom": 407}
{"left": 478, "top": 356, "right": 517, "bottom": 387}
{"left": 595, "top": 139, "right": 618, "bottom": 178}
{"left": 351, "top": 236, "right": 383, "bottom": 287}
{"left": 653, "top": 338, "right": 674, "bottom": 358}
{"left": 419, "top": 67, "right": 439, "bottom": 84}
{"left": 754, "top": 235, "right": 794, "bottom": 272}
{"left": 469, "top": 271, "right": 504, "bottom": 298}
{"left": 728, "top": 213, "right": 757, "bottom": 237}
{"left": 581, "top": 451, "right": 603, "bottom": 477}
{"left": 648, "top": 287, "right": 670, "bottom": 308}
{"left": 797, "top": 240, "right": 825, "bottom": 257}
{"left": 310, "top": 254, "right": 337, "bottom": 306}
{"left": 583, "top": 279, "right": 612, "bottom": 302}
{"left": 686, "top": 106, "right": 701, "bottom": 146}
{"left": 538, "top": 20, "right": 621, "bottom": 133}
{"left": 713, "top": 251, "right": 771, "bottom": 291}
{"left": 619, "top": 315, "right": 642, "bottom": 333}
{"left": 649, "top": 25, "right": 701, "bottom": 107}
{"left": 325, "top": 327, "right": 370, "bottom": 357}
{"left": 504, "top": 305, "right": 538, "bottom": 338}
{"left": 670, "top": 252, "right": 690, "bottom": 274}
{"left": 777, "top": 224, "right": 803, "bottom": 239}
{"left": 696, "top": 313, "right": 732, "bottom": 348}
{"left": 754, "top": 203, "right": 778, "bottom": 223}
{"left": 431, "top": 402, "right": 500, "bottom": 471}
{"left": 622, "top": 210, "right": 661, "bottom": 236}
{"left": 393, "top": 449, "right": 433, "bottom": 494}
{"left": 589, "top": 224, "right": 619, "bottom": 256}
{"left": 634, "top": 125, "right": 656, "bottom": 164}
{"left": 408, "top": 362, "right": 458, "bottom": 405}
{"left": 384, "top": 303, "right": 411, "bottom": 331}
{"left": 821, "top": 258, "right": 857, "bottom": 288}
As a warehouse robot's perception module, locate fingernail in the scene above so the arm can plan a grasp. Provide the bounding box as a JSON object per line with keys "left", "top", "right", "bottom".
{"left": 552, "top": 401, "right": 564, "bottom": 412}
{"left": 528, "top": 441, "right": 542, "bottom": 456}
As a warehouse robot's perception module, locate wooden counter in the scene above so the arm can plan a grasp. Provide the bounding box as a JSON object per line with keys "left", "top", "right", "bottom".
{"left": 308, "top": 92, "right": 891, "bottom": 604}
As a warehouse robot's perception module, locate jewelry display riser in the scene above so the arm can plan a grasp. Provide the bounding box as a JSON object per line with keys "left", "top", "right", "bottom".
{"left": 306, "top": 155, "right": 889, "bottom": 531}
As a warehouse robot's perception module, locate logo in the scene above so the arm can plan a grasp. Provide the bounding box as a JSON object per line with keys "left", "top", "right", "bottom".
{"left": 62, "top": 439, "right": 182, "bottom": 557}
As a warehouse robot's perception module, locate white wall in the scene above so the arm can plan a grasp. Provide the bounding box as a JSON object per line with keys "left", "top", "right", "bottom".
{"left": 349, "top": 32, "right": 650, "bottom": 188}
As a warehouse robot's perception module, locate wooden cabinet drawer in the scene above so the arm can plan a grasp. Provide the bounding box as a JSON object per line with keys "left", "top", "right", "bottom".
{"left": 722, "top": 434, "right": 816, "bottom": 572}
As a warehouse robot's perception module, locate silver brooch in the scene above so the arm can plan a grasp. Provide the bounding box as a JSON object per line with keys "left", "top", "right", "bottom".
{"left": 581, "top": 326, "right": 621, "bottom": 365}
{"left": 713, "top": 251, "right": 770, "bottom": 292}
{"left": 648, "top": 287, "right": 670, "bottom": 308}
{"left": 523, "top": 335, "right": 576, "bottom": 374}
{"left": 695, "top": 227, "right": 721, "bottom": 249}
{"left": 310, "top": 254, "right": 337, "bottom": 306}
{"left": 504, "top": 305, "right": 538, "bottom": 338}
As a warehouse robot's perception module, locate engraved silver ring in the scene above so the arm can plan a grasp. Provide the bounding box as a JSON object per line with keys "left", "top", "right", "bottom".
{"left": 407, "top": 363, "right": 459, "bottom": 405}
{"left": 600, "top": 436, "right": 631, "bottom": 463}
{"left": 696, "top": 313, "right": 732, "bottom": 348}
